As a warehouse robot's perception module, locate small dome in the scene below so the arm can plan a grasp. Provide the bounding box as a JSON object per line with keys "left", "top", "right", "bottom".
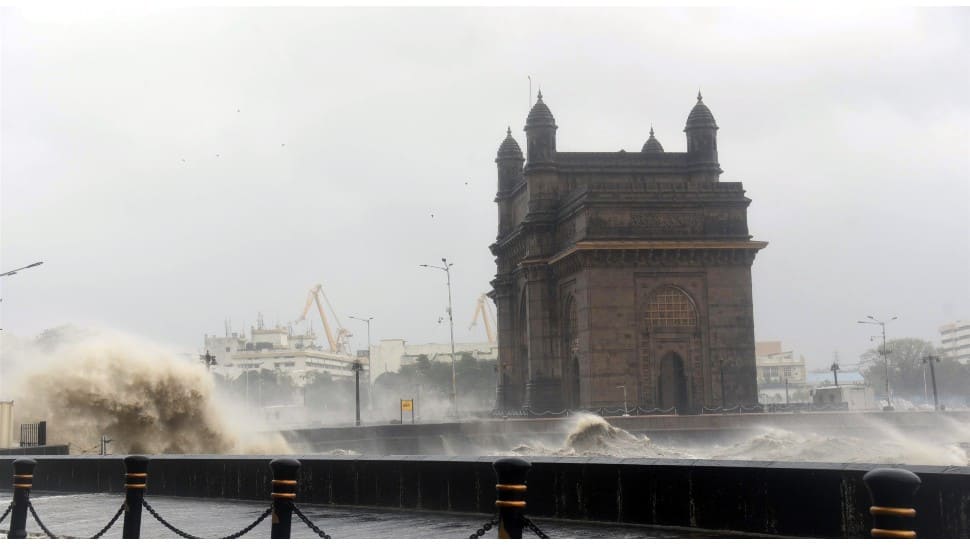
{"left": 641, "top": 126, "right": 664, "bottom": 153}
{"left": 685, "top": 91, "right": 718, "bottom": 130}
{"left": 525, "top": 90, "right": 556, "bottom": 128}
{"left": 497, "top": 127, "right": 523, "bottom": 159}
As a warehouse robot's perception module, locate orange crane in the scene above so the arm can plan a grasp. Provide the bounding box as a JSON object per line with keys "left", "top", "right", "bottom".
{"left": 297, "top": 283, "right": 353, "bottom": 355}
{"left": 468, "top": 293, "right": 497, "bottom": 344}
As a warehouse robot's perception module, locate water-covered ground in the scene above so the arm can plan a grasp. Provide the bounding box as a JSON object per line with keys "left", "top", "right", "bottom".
{"left": 0, "top": 492, "right": 719, "bottom": 539}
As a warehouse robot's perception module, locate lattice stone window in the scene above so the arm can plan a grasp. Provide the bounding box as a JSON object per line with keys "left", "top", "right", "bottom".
{"left": 646, "top": 287, "right": 697, "bottom": 328}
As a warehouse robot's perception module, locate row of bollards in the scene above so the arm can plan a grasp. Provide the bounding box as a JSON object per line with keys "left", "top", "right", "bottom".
{"left": 4, "top": 455, "right": 924, "bottom": 539}
{"left": 5, "top": 456, "right": 307, "bottom": 539}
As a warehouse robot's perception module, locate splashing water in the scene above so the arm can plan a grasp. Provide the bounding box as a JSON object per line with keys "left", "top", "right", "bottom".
{"left": 6, "top": 328, "right": 291, "bottom": 455}
{"left": 509, "top": 413, "right": 970, "bottom": 465}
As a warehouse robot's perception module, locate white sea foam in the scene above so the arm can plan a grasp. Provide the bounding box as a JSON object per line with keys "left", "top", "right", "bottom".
{"left": 508, "top": 413, "right": 970, "bottom": 466}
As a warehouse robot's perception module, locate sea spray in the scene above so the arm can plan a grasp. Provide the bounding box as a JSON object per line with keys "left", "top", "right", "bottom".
{"left": 508, "top": 413, "right": 970, "bottom": 465}
{"left": 6, "top": 327, "right": 291, "bottom": 454}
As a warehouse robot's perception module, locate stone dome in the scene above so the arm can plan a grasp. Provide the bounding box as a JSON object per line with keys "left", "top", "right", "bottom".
{"left": 685, "top": 91, "right": 718, "bottom": 130}
{"left": 525, "top": 90, "right": 557, "bottom": 128}
{"left": 641, "top": 126, "right": 664, "bottom": 153}
{"left": 497, "top": 127, "right": 523, "bottom": 159}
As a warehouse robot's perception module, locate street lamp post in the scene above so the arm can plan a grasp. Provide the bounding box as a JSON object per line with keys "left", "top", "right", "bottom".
{"left": 420, "top": 259, "right": 459, "bottom": 420}
{"left": 352, "top": 360, "right": 363, "bottom": 426}
{"left": 857, "top": 315, "right": 897, "bottom": 410}
{"left": 921, "top": 355, "right": 940, "bottom": 411}
{"left": 349, "top": 315, "right": 374, "bottom": 414}
{"left": 616, "top": 385, "right": 628, "bottom": 415}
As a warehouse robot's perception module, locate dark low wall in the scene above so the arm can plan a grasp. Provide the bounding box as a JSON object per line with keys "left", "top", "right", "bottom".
{"left": 281, "top": 410, "right": 970, "bottom": 455}
{"left": 1, "top": 455, "right": 967, "bottom": 538}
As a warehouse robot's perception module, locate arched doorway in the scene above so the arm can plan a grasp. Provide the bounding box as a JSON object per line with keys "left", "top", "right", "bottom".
{"left": 658, "top": 351, "right": 688, "bottom": 413}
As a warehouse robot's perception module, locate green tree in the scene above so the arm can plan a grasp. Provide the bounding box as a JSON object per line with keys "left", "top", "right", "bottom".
{"left": 860, "top": 338, "right": 970, "bottom": 404}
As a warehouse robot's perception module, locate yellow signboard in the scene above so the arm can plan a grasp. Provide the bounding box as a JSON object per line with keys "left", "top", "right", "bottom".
{"left": 401, "top": 399, "right": 413, "bottom": 411}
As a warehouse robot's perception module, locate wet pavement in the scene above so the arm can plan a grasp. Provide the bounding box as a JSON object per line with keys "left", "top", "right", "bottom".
{"left": 0, "top": 492, "right": 724, "bottom": 539}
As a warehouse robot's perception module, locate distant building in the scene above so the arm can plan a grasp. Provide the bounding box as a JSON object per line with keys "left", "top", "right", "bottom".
{"left": 369, "top": 339, "right": 497, "bottom": 382}
{"left": 755, "top": 341, "right": 808, "bottom": 403}
{"left": 940, "top": 320, "right": 970, "bottom": 364}
{"left": 203, "top": 327, "right": 368, "bottom": 385}
{"left": 812, "top": 384, "right": 877, "bottom": 411}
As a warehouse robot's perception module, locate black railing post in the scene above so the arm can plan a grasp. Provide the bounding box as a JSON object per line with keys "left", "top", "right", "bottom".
{"left": 122, "top": 455, "right": 149, "bottom": 539}
{"left": 270, "top": 458, "right": 300, "bottom": 539}
{"left": 7, "top": 458, "right": 36, "bottom": 539}
{"left": 493, "top": 457, "right": 531, "bottom": 539}
{"left": 863, "top": 467, "right": 921, "bottom": 538}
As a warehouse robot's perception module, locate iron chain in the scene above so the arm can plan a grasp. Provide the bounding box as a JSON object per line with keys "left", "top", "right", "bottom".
{"left": 0, "top": 501, "right": 13, "bottom": 525}
{"left": 292, "top": 503, "right": 332, "bottom": 538}
{"left": 222, "top": 506, "right": 273, "bottom": 539}
{"left": 523, "top": 516, "right": 550, "bottom": 539}
{"left": 142, "top": 498, "right": 200, "bottom": 539}
{"left": 143, "top": 498, "right": 273, "bottom": 539}
{"left": 27, "top": 500, "right": 58, "bottom": 539}
{"left": 468, "top": 517, "right": 498, "bottom": 539}
{"left": 88, "top": 502, "right": 126, "bottom": 539}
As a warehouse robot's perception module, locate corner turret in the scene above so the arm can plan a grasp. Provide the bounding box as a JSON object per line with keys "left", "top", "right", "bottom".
{"left": 496, "top": 126, "right": 524, "bottom": 195}
{"left": 524, "top": 90, "right": 557, "bottom": 171}
{"left": 684, "top": 91, "right": 719, "bottom": 171}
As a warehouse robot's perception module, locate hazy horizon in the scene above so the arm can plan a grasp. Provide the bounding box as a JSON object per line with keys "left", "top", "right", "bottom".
{"left": 2, "top": 7, "right": 968, "bottom": 372}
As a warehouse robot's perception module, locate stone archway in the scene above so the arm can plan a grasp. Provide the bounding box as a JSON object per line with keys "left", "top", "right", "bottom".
{"left": 658, "top": 351, "right": 688, "bottom": 413}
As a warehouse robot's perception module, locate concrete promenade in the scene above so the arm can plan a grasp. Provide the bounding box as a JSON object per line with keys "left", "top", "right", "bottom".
{"left": 0, "top": 492, "right": 717, "bottom": 539}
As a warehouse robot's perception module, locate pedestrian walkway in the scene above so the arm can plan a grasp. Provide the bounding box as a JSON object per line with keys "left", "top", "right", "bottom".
{"left": 0, "top": 492, "right": 725, "bottom": 539}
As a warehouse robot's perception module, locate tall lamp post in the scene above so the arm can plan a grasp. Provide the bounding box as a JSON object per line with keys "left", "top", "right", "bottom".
{"left": 616, "top": 385, "right": 629, "bottom": 416}
{"left": 349, "top": 315, "right": 374, "bottom": 415}
{"left": 419, "top": 259, "right": 458, "bottom": 420}
{"left": 921, "top": 354, "right": 940, "bottom": 411}
{"left": 352, "top": 360, "right": 363, "bottom": 426}
{"left": 858, "top": 315, "right": 897, "bottom": 410}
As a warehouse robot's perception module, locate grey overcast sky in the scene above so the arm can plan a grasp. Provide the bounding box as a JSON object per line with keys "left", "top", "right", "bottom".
{"left": 1, "top": 7, "right": 968, "bottom": 370}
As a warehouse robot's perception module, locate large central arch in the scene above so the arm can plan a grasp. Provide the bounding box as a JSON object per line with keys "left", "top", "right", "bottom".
{"left": 643, "top": 285, "right": 700, "bottom": 413}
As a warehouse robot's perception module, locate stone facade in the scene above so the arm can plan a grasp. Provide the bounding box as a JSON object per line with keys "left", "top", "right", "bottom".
{"left": 491, "top": 92, "right": 767, "bottom": 414}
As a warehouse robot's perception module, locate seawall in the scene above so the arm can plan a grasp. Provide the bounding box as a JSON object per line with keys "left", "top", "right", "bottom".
{"left": 1, "top": 455, "right": 967, "bottom": 538}
{"left": 281, "top": 409, "right": 970, "bottom": 454}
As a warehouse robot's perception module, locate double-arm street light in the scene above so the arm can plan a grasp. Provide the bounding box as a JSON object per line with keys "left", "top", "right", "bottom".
{"left": 349, "top": 315, "right": 374, "bottom": 414}
{"left": 419, "top": 258, "right": 458, "bottom": 420}
{"left": 348, "top": 315, "right": 375, "bottom": 372}
{"left": 857, "top": 315, "right": 897, "bottom": 410}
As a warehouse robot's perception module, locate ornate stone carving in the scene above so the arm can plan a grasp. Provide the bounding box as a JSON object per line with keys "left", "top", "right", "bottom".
{"left": 630, "top": 212, "right": 704, "bottom": 235}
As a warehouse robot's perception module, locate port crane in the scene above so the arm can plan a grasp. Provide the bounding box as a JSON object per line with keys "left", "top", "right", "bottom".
{"left": 297, "top": 283, "right": 353, "bottom": 355}
{"left": 468, "top": 293, "right": 497, "bottom": 344}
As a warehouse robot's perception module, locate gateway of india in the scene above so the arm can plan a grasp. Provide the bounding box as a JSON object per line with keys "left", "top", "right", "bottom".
{"left": 490, "top": 91, "right": 767, "bottom": 414}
